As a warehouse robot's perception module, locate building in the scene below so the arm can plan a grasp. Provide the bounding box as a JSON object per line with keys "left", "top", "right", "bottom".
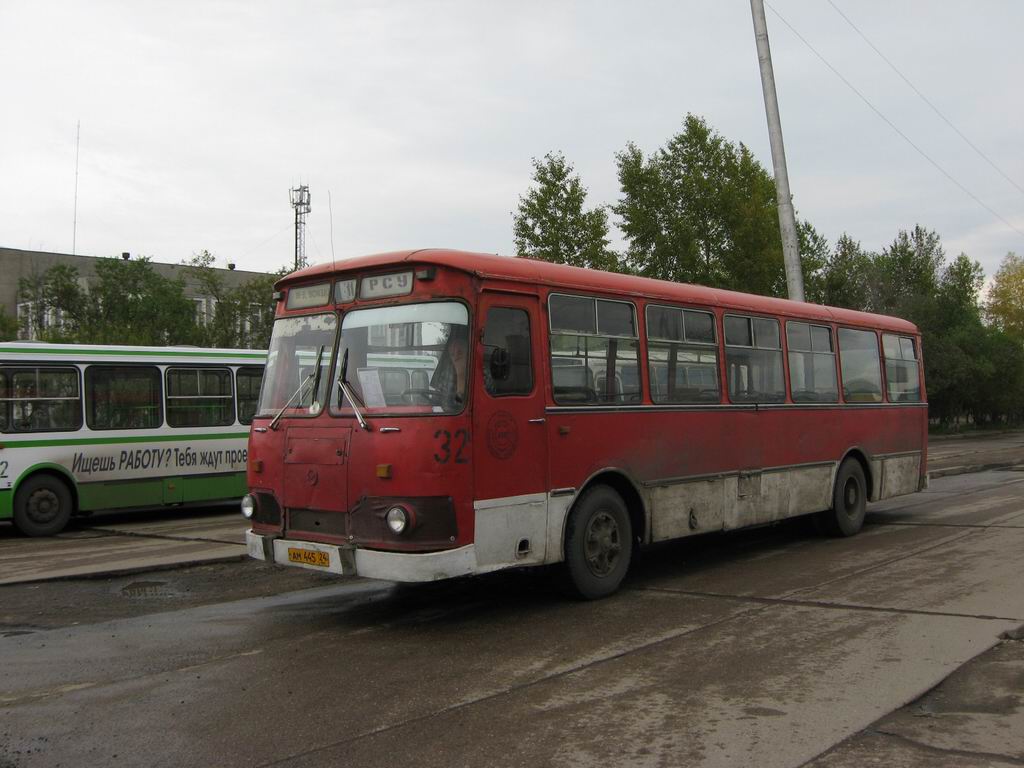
{"left": 0, "top": 247, "right": 272, "bottom": 340}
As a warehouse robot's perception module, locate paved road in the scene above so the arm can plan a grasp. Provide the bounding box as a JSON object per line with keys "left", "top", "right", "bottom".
{"left": 1, "top": 469, "right": 1021, "bottom": 767}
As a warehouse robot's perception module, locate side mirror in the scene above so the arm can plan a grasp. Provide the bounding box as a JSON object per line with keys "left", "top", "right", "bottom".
{"left": 489, "top": 348, "right": 510, "bottom": 381}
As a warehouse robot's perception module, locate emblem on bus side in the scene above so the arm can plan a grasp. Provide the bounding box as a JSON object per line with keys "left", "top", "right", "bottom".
{"left": 486, "top": 411, "right": 518, "bottom": 460}
{"left": 306, "top": 469, "right": 319, "bottom": 486}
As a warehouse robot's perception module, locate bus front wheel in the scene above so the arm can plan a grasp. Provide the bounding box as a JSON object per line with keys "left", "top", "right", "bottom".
{"left": 563, "top": 485, "right": 632, "bottom": 600}
{"left": 13, "top": 474, "right": 74, "bottom": 537}
{"left": 818, "top": 459, "right": 867, "bottom": 537}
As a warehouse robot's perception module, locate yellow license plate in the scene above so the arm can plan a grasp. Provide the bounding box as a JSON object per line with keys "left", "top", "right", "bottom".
{"left": 287, "top": 547, "right": 330, "bottom": 568}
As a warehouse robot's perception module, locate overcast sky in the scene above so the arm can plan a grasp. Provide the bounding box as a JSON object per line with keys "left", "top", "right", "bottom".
{"left": 2, "top": 1, "right": 1022, "bottom": 282}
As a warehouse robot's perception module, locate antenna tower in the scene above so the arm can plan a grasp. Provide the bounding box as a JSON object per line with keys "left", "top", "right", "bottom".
{"left": 290, "top": 184, "right": 311, "bottom": 270}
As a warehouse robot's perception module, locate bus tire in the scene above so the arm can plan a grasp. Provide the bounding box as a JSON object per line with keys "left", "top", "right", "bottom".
{"left": 818, "top": 459, "right": 867, "bottom": 537}
{"left": 13, "top": 474, "right": 74, "bottom": 537}
{"left": 562, "top": 485, "right": 632, "bottom": 600}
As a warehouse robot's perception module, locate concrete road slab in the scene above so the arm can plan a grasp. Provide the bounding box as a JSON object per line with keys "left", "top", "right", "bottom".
{"left": 88, "top": 512, "right": 248, "bottom": 544}
{"left": 0, "top": 575, "right": 1017, "bottom": 768}
{"left": 806, "top": 730, "right": 1021, "bottom": 767}
{"left": 0, "top": 532, "right": 244, "bottom": 585}
{"left": 794, "top": 527, "right": 1024, "bottom": 620}
{"left": 872, "top": 638, "right": 1024, "bottom": 761}
{"left": 634, "top": 521, "right": 971, "bottom": 600}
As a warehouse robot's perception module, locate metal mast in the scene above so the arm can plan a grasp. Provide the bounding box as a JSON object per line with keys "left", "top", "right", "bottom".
{"left": 751, "top": 0, "right": 804, "bottom": 302}
{"left": 290, "top": 185, "right": 311, "bottom": 271}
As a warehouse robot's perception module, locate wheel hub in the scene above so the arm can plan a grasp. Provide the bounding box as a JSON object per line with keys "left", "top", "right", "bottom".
{"left": 28, "top": 489, "right": 60, "bottom": 524}
{"left": 584, "top": 511, "right": 621, "bottom": 577}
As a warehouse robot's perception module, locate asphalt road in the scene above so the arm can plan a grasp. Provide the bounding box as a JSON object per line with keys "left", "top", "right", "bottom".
{"left": 1, "top": 467, "right": 1022, "bottom": 767}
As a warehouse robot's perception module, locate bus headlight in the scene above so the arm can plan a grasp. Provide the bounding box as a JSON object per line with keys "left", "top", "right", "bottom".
{"left": 385, "top": 505, "right": 410, "bottom": 534}
{"left": 241, "top": 494, "right": 256, "bottom": 519}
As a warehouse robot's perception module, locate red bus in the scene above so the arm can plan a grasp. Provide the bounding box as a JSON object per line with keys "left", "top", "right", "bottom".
{"left": 244, "top": 249, "right": 927, "bottom": 598}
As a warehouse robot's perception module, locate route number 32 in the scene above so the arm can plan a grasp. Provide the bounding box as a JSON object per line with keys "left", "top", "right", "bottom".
{"left": 434, "top": 429, "right": 468, "bottom": 464}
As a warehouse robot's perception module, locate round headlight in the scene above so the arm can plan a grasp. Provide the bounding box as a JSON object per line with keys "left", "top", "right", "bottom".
{"left": 241, "top": 494, "right": 256, "bottom": 519}
{"left": 385, "top": 506, "right": 409, "bottom": 534}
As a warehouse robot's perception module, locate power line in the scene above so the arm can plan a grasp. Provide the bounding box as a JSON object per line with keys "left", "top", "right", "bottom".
{"left": 765, "top": 1, "right": 1024, "bottom": 242}
{"left": 827, "top": 0, "right": 1024, "bottom": 199}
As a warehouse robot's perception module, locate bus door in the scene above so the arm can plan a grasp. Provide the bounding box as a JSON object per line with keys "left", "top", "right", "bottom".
{"left": 471, "top": 291, "right": 550, "bottom": 567}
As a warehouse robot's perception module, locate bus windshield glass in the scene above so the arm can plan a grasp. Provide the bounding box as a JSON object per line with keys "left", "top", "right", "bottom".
{"left": 256, "top": 313, "right": 337, "bottom": 418}
{"left": 331, "top": 301, "right": 469, "bottom": 415}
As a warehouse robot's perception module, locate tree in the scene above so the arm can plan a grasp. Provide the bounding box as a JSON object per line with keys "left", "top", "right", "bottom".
{"left": 985, "top": 252, "right": 1024, "bottom": 339}
{"left": 868, "top": 225, "right": 945, "bottom": 316}
{"left": 0, "top": 308, "right": 17, "bottom": 341}
{"left": 512, "top": 152, "right": 618, "bottom": 271}
{"left": 815, "top": 234, "right": 873, "bottom": 310}
{"left": 613, "top": 114, "right": 785, "bottom": 296}
{"left": 184, "top": 251, "right": 283, "bottom": 349}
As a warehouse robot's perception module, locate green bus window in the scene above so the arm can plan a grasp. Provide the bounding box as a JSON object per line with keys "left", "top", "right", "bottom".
{"left": 0, "top": 366, "right": 82, "bottom": 433}
{"left": 166, "top": 367, "right": 233, "bottom": 428}
{"left": 86, "top": 366, "right": 163, "bottom": 430}
{"left": 236, "top": 367, "right": 264, "bottom": 425}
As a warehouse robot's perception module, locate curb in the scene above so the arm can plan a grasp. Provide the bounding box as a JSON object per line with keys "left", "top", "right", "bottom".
{"left": 0, "top": 553, "right": 248, "bottom": 587}
{"left": 928, "top": 461, "right": 1022, "bottom": 479}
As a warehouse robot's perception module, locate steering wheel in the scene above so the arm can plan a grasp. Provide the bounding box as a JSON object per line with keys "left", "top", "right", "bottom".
{"left": 401, "top": 388, "right": 445, "bottom": 405}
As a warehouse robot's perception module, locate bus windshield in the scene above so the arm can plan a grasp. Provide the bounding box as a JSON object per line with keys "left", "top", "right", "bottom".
{"left": 331, "top": 301, "right": 469, "bottom": 416}
{"left": 256, "top": 313, "right": 337, "bottom": 418}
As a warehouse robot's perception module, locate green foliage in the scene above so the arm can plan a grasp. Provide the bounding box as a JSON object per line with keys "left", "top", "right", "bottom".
{"left": 614, "top": 114, "right": 785, "bottom": 295}
{"left": 985, "top": 252, "right": 1024, "bottom": 339}
{"left": 184, "top": 251, "right": 282, "bottom": 349}
{"left": 16, "top": 253, "right": 281, "bottom": 349}
{"left": 0, "top": 307, "right": 18, "bottom": 341}
{"left": 512, "top": 152, "right": 619, "bottom": 271}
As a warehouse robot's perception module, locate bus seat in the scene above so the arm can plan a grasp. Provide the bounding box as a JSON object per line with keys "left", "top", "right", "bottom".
{"left": 410, "top": 369, "right": 429, "bottom": 389}
{"left": 553, "top": 364, "right": 596, "bottom": 403}
{"left": 378, "top": 368, "right": 410, "bottom": 403}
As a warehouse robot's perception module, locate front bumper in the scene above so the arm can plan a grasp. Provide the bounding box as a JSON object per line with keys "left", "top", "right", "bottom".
{"left": 246, "top": 530, "right": 479, "bottom": 582}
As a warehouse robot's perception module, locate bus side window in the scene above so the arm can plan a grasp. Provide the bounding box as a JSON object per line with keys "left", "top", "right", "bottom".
{"left": 646, "top": 305, "right": 720, "bottom": 404}
{"left": 236, "top": 366, "right": 264, "bottom": 425}
{"left": 166, "top": 367, "right": 233, "bottom": 428}
{"left": 549, "top": 294, "right": 640, "bottom": 405}
{"left": 838, "top": 328, "right": 883, "bottom": 403}
{"left": 482, "top": 308, "right": 533, "bottom": 396}
{"left": 86, "top": 365, "right": 163, "bottom": 430}
{"left": 882, "top": 333, "right": 921, "bottom": 402}
{"left": 786, "top": 322, "right": 838, "bottom": 403}
{"left": 0, "top": 366, "right": 82, "bottom": 433}
{"left": 724, "top": 315, "right": 785, "bottom": 403}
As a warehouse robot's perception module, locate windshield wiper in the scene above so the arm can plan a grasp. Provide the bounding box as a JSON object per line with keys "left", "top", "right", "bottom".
{"left": 336, "top": 347, "right": 370, "bottom": 431}
{"left": 269, "top": 344, "right": 324, "bottom": 431}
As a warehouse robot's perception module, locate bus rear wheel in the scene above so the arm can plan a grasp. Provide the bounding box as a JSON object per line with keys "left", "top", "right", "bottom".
{"left": 563, "top": 485, "right": 632, "bottom": 600}
{"left": 13, "top": 475, "right": 74, "bottom": 537}
{"left": 818, "top": 459, "right": 867, "bottom": 537}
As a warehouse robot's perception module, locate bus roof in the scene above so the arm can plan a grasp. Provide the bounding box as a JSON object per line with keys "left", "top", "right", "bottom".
{"left": 283, "top": 248, "right": 919, "bottom": 334}
{"left": 0, "top": 341, "right": 266, "bottom": 363}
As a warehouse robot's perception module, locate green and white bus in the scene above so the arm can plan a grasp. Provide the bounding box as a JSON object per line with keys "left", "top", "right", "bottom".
{"left": 0, "top": 342, "right": 265, "bottom": 536}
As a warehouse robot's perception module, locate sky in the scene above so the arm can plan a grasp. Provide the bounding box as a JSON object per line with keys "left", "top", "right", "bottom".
{"left": 1, "top": 1, "right": 1022, "bottom": 282}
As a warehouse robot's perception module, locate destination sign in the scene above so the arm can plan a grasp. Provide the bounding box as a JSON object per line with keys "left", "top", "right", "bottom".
{"left": 286, "top": 283, "right": 331, "bottom": 309}
{"left": 360, "top": 271, "right": 413, "bottom": 300}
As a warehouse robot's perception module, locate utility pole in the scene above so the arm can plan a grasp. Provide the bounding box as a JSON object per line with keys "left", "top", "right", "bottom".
{"left": 290, "top": 185, "right": 311, "bottom": 271}
{"left": 751, "top": 0, "right": 804, "bottom": 302}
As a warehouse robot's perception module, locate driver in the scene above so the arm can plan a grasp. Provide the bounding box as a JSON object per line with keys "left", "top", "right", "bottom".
{"left": 431, "top": 325, "right": 469, "bottom": 407}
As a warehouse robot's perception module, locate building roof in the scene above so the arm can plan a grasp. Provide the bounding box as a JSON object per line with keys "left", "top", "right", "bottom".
{"left": 281, "top": 248, "right": 919, "bottom": 334}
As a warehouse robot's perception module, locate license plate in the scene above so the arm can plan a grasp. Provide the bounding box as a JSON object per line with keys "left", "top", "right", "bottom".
{"left": 287, "top": 547, "right": 330, "bottom": 568}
